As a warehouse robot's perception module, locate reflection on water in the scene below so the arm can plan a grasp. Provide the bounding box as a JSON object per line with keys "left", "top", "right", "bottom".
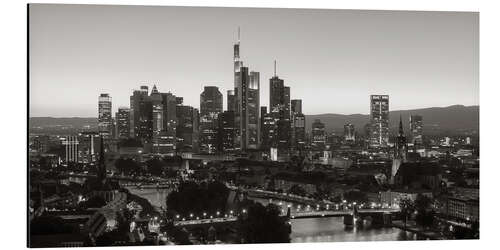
{"left": 129, "top": 190, "right": 417, "bottom": 243}
{"left": 250, "top": 196, "right": 417, "bottom": 243}
{"left": 291, "top": 217, "right": 417, "bottom": 243}
{"left": 126, "top": 187, "right": 172, "bottom": 208}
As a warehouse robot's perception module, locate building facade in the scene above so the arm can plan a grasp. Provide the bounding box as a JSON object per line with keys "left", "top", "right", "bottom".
{"left": 200, "top": 86, "right": 223, "bottom": 154}
{"left": 409, "top": 115, "right": 423, "bottom": 146}
{"left": 115, "top": 107, "right": 130, "bottom": 139}
{"left": 311, "top": 119, "right": 326, "bottom": 151}
{"left": 369, "top": 95, "right": 389, "bottom": 148}
{"left": 98, "top": 94, "right": 112, "bottom": 138}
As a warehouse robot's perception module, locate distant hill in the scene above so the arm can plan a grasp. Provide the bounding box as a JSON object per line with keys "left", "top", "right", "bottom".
{"left": 29, "top": 117, "right": 98, "bottom": 128}
{"left": 305, "top": 105, "right": 479, "bottom": 134}
{"left": 29, "top": 105, "right": 479, "bottom": 135}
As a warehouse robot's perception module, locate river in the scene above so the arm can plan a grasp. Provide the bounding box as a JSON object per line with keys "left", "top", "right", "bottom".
{"left": 127, "top": 187, "right": 418, "bottom": 243}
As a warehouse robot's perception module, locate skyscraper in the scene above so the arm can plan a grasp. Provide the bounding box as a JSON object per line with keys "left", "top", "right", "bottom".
{"left": 369, "top": 95, "right": 389, "bottom": 148}
{"left": 269, "top": 61, "right": 291, "bottom": 155}
{"left": 233, "top": 28, "right": 243, "bottom": 150}
{"left": 409, "top": 115, "right": 423, "bottom": 146}
{"left": 116, "top": 107, "right": 130, "bottom": 139}
{"left": 98, "top": 93, "right": 112, "bottom": 138}
{"left": 176, "top": 104, "right": 197, "bottom": 153}
{"left": 227, "top": 89, "right": 236, "bottom": 112}
{"left": 236, "top": 66, "right": 249, "bottom": 151}
{"left": 311, "top": 119, "right": 326, "bottom": 151}
{"left": 217, "top": 111, "right": 236, "bottom": 153}
{"left": 292, "top": 113, "right": 306, "bottom": 150}
{"left": 291, "top": 99, "right": 305, "bottom": 150}
{"left": 151, "top": 85, "right": 163, "bottom": 139}
{"left": 291, "top": 99, "right": 302, "bottom": 115}
{"left": 247, "top": 71, "right": 260, "bottom": 149}
{"left": 260, "top": 106, "right": 276, "bottom": 151}
{"left": 129, "top": 86, "right": 150, "bottom": 139}
{"left": 200, "top": 86, "right": 223, "bottom": 154}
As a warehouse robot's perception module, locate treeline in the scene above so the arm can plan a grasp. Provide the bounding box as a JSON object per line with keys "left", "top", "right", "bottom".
{"left": 166, "top": 181, "right": 229, "bottom": 217}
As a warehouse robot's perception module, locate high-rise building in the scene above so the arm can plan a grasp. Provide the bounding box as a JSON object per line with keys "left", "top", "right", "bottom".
{"left": 311, "top": 119, "right": 326, "bottom": 151}
{"left": 292, "top": 113, "right": 306, "bottom": 150}
{"left": 150, "top": 85, "right": 163, "bottom": 137}
{"left": 369, "top": 95, "right": 389, "bottom": 148}
{"left": 409, "top": 115, "right": 423, "bottom": 146}
{"left": 217, "top": 111, "right": 236, "bottom": 153}
{"left": 98, "top": 93, "right": 112, "bottom": 138}
{"left": 269, "top": 61, "right": 291, "bottom": 155}
{"left": 233, "top": 28, "right": 243, "bottom": 149}
{"left": 247, "top": 71, "right": 260, "bottom": 149}
{"left": 63, "top": 136, "right": 79, "bottom": 163}
{"left": 236, "top": 67, "right": 249, "bottom": 151}
{"left": 192, "top": 108, "right": 200, "bottom": 153}
{"left": 200, "top": 86, "right": 223, "bottom": 154}
{"left": 291, "top": 99, "right": 305, "bottom": 150}
{"left": 129, "top": 86, "right": 150, "bottom": 140}
{"left": 176, "top": 105, "right": 197, "bottom": 153}
{"left": 116, "top": 107, "right": 130, "bottom": 139}
{"left": 291, "top": 99, "right": 302, "bottom": 115}
{"left": 260, "top": 107, "right": 274, "bottom": 151}
{"left": 344, "top": 123, "right": 356, "bottom": 143}
{"left": 137, "top": 95, "right": 153, "bottom": 144}
{"left": 77, "top": 131, "right": 99, "bottom": 163}
{"left": 227, "top": 90, "right": 236, "bottom": 112}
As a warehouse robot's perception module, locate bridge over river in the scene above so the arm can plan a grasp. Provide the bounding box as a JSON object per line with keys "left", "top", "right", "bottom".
{"left": 173, "top": 207, "right": 399, "bottom": 230}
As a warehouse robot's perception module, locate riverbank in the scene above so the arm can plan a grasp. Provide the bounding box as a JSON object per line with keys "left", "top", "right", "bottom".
{"left": 391, "top": 221, "right": 447, "bottom": 240}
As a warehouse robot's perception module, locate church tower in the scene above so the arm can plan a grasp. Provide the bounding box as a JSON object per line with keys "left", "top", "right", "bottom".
{"left": 391, "top": 115, "right": 408, "bottom": 184}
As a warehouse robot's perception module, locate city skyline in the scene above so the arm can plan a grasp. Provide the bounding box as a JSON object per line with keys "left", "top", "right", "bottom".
{"left": 29, "top": 4, "right": 478, "bottom": 117}
{"left": 28, "top": 4, "right": 480, "bottom": 247}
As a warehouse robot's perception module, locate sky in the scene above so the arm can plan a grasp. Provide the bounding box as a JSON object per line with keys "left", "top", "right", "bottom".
{"left": 29, "top": 4, "right": 479, "bottom": 117}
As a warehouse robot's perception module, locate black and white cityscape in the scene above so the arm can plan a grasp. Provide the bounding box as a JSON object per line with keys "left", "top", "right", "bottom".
{"left": 28, "top": 4, "right": 479, "bottom": 247}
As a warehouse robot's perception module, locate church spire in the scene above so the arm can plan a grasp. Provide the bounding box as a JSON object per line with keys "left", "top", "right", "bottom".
{"left": 151, "top": 84, "right": 159, "bottom": 94}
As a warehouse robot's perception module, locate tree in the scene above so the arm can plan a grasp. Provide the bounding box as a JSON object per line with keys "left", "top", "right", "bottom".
{"left": 166, "top": 181, "right": 229, "bottom": 217}
{"left": 80, "top": 195, "right": 106, "bottom": 209}
{"left": 115, "top": 158, "right": 140, "bottom": 175}
{"left": 343, "top": 190, "right": 368, "bottom": 203}
{"left": 238, "top": 202, "right": 290, "bottom": 243}
{"left": 289, "top": 184, "right": 307, "bottom": 197}
{"left": 160, "top": 222, "right": 191, "bottom": 245}
{"left": 30, "top": 216, "right": 74, "bottom": 235}
{"left": 146, "top": 158, "right": 165, "bottom": 176}
{"left": 414, "top": 194, "right": 434, "bottom": 228}
{"left": 399, "top": 198, "right": 415, "bottom": 228}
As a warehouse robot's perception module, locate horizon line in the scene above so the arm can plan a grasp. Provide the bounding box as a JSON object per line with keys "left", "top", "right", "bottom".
{"left": 29, "top": 104, "right": 479, "bottom": 119}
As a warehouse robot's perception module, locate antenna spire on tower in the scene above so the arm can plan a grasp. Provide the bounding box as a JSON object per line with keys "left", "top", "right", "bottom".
{"left": 274, "top": 60, "right": 277, "bottom": 77}
{"left": 238, "top": 26, "right": 240, "bottom": 42}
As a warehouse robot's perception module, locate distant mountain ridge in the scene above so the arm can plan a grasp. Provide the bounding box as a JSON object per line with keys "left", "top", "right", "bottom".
{"left": 305, "top": 105, "right": 479, "bottom": 134}
{"left": 29, "top": 105, "right": 479, "bottom": 135}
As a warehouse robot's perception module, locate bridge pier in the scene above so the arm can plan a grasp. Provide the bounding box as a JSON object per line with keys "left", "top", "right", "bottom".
{"left": 343, "top": 214, "right": 354, "bottom": 227}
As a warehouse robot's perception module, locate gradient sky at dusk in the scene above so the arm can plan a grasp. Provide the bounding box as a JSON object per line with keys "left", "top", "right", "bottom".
{"left": 29, "top": 4, "right": 478, "bottom": 117}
